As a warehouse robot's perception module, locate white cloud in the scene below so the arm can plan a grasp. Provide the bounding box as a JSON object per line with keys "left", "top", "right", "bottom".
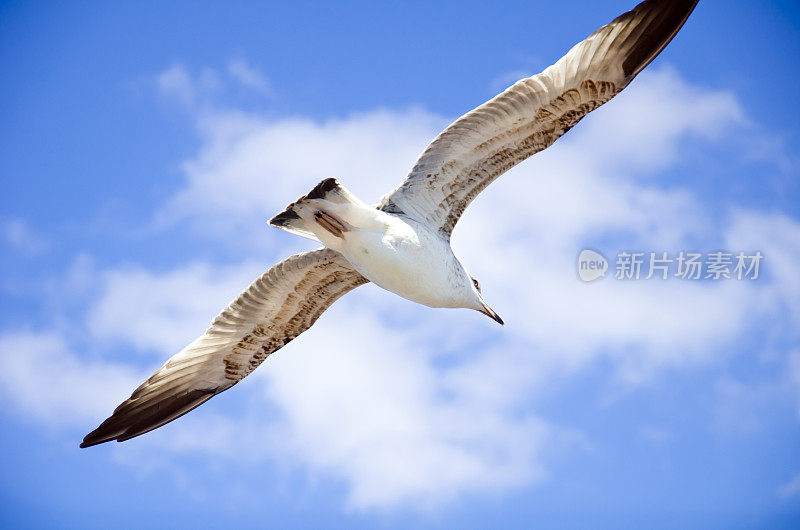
{"left": 88, "top": 261, "right": 265, "bottom": 356}
{"left": 263, "top": 303, "right": 551, "bottom": 510}
{"left": 76, "top": 260, "right": 554, "bottom": 510}
{"left": 4, "top": 65, "right": 799, "bottom": 511}
{"left": 140, "top": 65, "right": 798, "bottom": 505}
{"left": 725, "top": 209, "right": 800, "bottom": 326}
{"left": 157, "top": 107, "right": 446, "bottom": 243}
{"left": 156, "top": 64, "right": 194, "bottom": 105}
{"left": 2, "top": 218, "right": 48, "bottom": 256}
{"left": 570, "top": 66, "right": 744, "bottom": 173}
{"left": 156, "top": 64, "right": 222, "bottom": 107}
{"left": 155, "top": 61, "right": 274, "bottom": 111}
{"left": 0, "top": 331, "right": 142, "bottom": 427}
{"left": 228, "top": 58, "right": 272, "bottom": 96}
{"left": 449, "top": 68, "right": 756, "bottom": 380}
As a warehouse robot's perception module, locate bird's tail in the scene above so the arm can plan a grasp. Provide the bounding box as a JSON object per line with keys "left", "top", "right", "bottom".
{"left": 269, "top": 178, "right": 362, "bottom": 241}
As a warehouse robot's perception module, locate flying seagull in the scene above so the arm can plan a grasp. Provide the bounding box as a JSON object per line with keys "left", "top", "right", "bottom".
{"left": 81, "top": 0, "right": 698, "bottom": 447}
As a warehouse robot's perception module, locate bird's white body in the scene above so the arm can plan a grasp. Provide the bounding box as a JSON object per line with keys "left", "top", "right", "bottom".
{"left": 294, "top": 196, "right": 482, "bottom": 311}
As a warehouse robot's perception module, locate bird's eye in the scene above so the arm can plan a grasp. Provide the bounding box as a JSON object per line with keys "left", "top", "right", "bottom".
{"left": 471, "top": 278, "right": 481, "bottom": 292}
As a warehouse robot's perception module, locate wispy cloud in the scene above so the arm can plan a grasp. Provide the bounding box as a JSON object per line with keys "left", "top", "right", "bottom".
{"left": 0, "top": 331, "right": 142, "bottom": 427}
{"left": 263, "top": 303, "right": 553, "bottom": 510}
{"left": 87, "top": 261, "right": 266, "bottom": 356}
{"left": 155, "top": 61, "right": 273, "bottom": 109}
{"left": 2, "top": 218, "right": 48, "bottom": 256}
{"left": 156, "top": 64, "right": 222, "bottom": 107}
{"left": 228, "top": 58, "right": 272, "bottom": 96}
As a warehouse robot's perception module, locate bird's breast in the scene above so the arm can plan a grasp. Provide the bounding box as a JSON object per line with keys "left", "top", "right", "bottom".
{"left": 339, "top": 219, "right": 464, "bottom": 308}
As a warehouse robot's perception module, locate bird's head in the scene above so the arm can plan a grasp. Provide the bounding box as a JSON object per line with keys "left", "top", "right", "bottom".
{"left": 467, "top": 275, "right": 504, "bottom": 326}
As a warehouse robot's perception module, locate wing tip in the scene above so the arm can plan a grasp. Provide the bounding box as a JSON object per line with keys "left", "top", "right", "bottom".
{"left": 79, "top": 430, "right": 118, "bottom": 448}
{"left": 620, "top": 0, "right": 700, "bottom": 80}
{"left": 305, "top": 177, "right": 341, "bottom": 200}
{"left": 269, "top": 207, "right": 301, "bottom": 228}
{"left": 80, "top": 419, "right": 126, "bottom": 448}
{"left": 79, "top": 437, "right": 106, "bottom": 449}
{"left": 79, "top": 388, "right": 221, "bottom": 449}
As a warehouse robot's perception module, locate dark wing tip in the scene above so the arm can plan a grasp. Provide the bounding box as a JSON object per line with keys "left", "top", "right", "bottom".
{"left": 80, "top": 388, "right": 219, "bottom": 448}
{"left": 270, "top": 178, "right": 343, "bottom": 228}
{"left": 620, "top": 0, "right": 699, "bottom": 80}
{"left": 80, "top": 425, "right": 120, "bottom": 448}
{"left": 269, "top": 206, "right": 301, "bottom": 227}
{"left": 305, "top": 177, "right": 340, "bottom": 200}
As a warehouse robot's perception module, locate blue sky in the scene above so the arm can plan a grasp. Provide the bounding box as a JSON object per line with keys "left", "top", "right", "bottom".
{"left": 1, "top": 0, "right": 799, "bottom": 528}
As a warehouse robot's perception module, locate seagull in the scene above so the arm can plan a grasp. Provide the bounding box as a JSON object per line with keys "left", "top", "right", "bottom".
{"left": 81, "top": 0, "right": 698, "bottom": 447}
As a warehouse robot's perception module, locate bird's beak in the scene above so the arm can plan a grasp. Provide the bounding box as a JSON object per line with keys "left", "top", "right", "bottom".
{"left": 478, "top": 302, "right": 504, "bottom": 326}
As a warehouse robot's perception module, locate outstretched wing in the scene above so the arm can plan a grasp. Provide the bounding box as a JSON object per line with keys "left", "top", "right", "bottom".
{"left": 378, "top": 0, "right": 698, "bottom": 237}
{"left": 81, "top": 248, "right": 367, "bottom": 447}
